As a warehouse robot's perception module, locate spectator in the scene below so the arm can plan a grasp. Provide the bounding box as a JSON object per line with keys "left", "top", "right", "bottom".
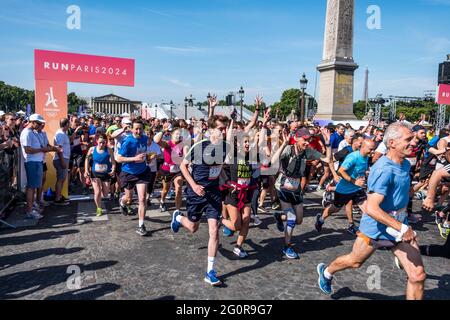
{"left": 53, "top": 118, "right": 71, "bottom": 206}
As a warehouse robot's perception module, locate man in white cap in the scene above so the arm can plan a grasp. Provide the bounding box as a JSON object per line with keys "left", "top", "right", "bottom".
{"left": 20, "top": 114, "right": 61, "bottom": 219}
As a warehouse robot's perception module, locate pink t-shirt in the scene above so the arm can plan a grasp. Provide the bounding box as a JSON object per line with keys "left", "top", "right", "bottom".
{"left": 161, "top": 140, "right": 183, "bottom": 173}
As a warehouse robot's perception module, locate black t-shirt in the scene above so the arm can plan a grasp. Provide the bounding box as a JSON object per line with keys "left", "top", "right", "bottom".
{"left": 226, "top": 153, "right": 259, "bottom": 187}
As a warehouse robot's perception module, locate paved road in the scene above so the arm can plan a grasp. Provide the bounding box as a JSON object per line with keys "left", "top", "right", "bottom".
{"left": 0, "top": 192, "right": 448, "bottom": 300}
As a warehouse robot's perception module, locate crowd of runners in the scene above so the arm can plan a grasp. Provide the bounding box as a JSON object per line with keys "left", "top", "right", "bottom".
{"left": 14, "top": 95, "right": 450, "bottom": 300}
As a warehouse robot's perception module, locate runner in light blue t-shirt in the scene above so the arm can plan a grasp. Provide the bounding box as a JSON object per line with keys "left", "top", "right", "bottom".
{"left": 316, "top": 122, "right": 426, "bottom": 300}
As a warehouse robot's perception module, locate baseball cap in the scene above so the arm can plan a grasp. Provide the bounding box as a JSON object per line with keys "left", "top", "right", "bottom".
{"left": 29, "top": 114, "right": 46, "bottom": 123}
{"left": 122, "top": 118, "right": 132, "bottom": 125}
{"left": 295, "top": 128, "right": 311, "bottom": 140}
{"left": 412, "top": 125, "right": 426, "bottom": 132}
{"left": 0, "top": 111, "right": 5, "bottom": 117}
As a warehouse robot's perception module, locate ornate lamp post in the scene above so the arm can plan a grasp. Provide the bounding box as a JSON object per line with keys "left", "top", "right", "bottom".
{"left": 300, "top": 73, "right": 308, "bottom": 125}
{"left": 238, "top": 86, "right": 245, "bottom": 121}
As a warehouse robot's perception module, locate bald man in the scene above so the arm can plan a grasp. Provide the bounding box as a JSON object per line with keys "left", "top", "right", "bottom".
{"left": 316, "top": 139, "right": 376, "bottom": 235}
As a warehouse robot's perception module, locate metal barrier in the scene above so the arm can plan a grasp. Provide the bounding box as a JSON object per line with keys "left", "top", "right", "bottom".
{"left": 0, "top": 148, "right": 21, "bottom": 228}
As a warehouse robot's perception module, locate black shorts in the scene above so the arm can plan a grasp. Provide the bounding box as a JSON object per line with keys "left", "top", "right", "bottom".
{"left": 260, "top": 176, "right": 270, "bottom": 189}
{"left": 185, "top": 187, "right": 222, "bottom": 223}
{"left": 419, "top": 165, "right": 434, "bottom": 181}
{"left": 119, "top": 168, "right": 151, "bottom": 190}
{"left": 276, "top": 189, "right": 303, "bottom": 206}
{"left": 224, "top": 189, "right": 255, "bottom": 207}
{"left": 92, "top": 172, "right": 112, "bottom": 182}
{"left": 161, "top": 169, "right": 182, "bottom": 183}
{"left": 334, "top": 190, "right": 367, "bottom": 208}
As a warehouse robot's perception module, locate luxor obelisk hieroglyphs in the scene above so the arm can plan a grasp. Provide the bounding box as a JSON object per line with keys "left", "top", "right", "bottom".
{"left": 316, "top": 0, "right": 358, "bottom": 120}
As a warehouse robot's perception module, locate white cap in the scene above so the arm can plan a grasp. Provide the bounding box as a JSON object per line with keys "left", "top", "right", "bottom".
{"left": 29, "top": 114, "right": 46, "bottom": 123}
{"left": 122, "top": 118, "right": 132, "bottom": 125}
{"left": 0, "top": 111, "right": 5, "bottom": 116}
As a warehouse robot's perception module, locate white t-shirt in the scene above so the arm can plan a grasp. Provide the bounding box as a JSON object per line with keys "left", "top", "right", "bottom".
{"left": 147, "top": 142, "right": 162, "bottom": 172}
{"left": 338, "top": 140, "right": 350, "bottom": 152}
{"left": 375, "top": 142, "right": 387, "bottom": 155}
{"left": 54, "top": 129, "right": 71, "bottom": 160}
{"left": 20, "top": 128, "right": 46, "bottom": 162}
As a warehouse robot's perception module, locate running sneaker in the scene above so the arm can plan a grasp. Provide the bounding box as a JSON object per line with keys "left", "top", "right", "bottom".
{"left": 283, "top": 245, "right": 299, "bottom": 259}
{"left": 160, "top": 202, "right": 168, "bottom": 212}
{"left": 274, "top": 212, "right": 285, "bottom": 232}
{"left": 257, "top": 206, "right": 267, "bottom": 213}
{"left": 252, "top": 215, "right": 262, "bottom": 226}
{"left": 37, "top": 200, "right": 50, "bottom": 207}
{"left": 435, "top": 207, "right": 445, "bottom": 225}
{"left": 317, "top": 263, "right": 333, "bottom": 295}
{"left": 171, "top": 210, "right": 182, "bottom": 233}
{"left": 120, "top": 200, "right": 128, "bottom": 216}
{"left": 96, "top": 207, "right": 103, "bottom": 217}
{"left": 316, "top": 185, "right": 324, "bottom": 192}
{"left": 233, "top": 246, "right": 249, "bottom": 259}
{"left": 222, "top": 226, "right": 234, "bottom": 237}
{"left": 315, "top": 214, "right": 324, "bottom": 233}
{"left": 33, "top": 202, "right": 44, "bottom": 213}
{"left": 438, "top": 223, "right": 450, "bottom": 240}
{"left": 271, "top": 202, "right": 281, "bottom": 210}
{"left": 204, "top": 270, "right": 222, "bottom": 286}
{"left": 352, "top": 207, "right": 361, "bottom": 215}
{"left": 136, "top": 224, "right": 148, "bottom": 236}
{"left": 26, "top": 210, "right": 43, "bottom": 220}
{"left": 53, "top": 199, "right": 70, "bottom": 206}
{"left": 166, "top": 189, "right": 175, "bottom": 200}
{"left": 127, "top": 205, "right": 135, "bottom": 216}
{"left": 347, "top": 224, "right": 359, "bottom": 235}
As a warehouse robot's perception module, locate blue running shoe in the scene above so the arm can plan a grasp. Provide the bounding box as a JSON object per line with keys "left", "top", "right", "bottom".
{"left": 204, "top": 270, "right": 222, "bottom": 286}
{"left": 317, "top": 263, "right": 333, "bottom": 295}
{"left": 223, "top": 226, "right": 234, "bottom": 237}
{"left": 283, "top": 246, "right": 299, "bottom": 259}
{"left": 274, "top": 212, "right": 284, "bottom": 232}
{"left": 171, "top": 210, "right": 182, "bottom": 233}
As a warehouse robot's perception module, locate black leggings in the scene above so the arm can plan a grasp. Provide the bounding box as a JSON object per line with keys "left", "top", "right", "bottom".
{"left": 421, "top": 237, "right": 450, "bottom": 259}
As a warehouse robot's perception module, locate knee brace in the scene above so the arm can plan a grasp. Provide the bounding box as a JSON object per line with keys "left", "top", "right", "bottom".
{"left": 284, "top": 208, "right": 297, "bottom": 233}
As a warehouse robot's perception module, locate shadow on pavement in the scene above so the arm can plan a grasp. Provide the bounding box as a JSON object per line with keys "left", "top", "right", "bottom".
{"left": 44, "top": 283, "right": 121, "bottom": 300}
{"left": 0, "top": 260, "right": 118, "bottom": 299}
{"left": 0, "top": 229, "right": 79, "bottom": 246}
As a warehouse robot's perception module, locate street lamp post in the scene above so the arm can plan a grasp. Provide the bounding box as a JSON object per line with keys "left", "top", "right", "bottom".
{"left": 170, "top": 100, "right": 174, "bottom": 119}
{"left": 300, "top": 73, "right": 308, "bottom": 125}
{"left": 184, "top": 97, "right": 188, "bottom": 120}
{"left": 238, "top": 86, "right": 245, "bottom": 121}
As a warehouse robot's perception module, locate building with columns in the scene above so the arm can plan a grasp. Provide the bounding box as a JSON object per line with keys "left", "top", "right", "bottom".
{"left": 90, "top": 94, "right": 142, "bottom": 115}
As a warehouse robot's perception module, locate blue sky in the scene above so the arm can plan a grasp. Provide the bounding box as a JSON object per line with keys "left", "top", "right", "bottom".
{"left": 0, "top": 0, "right": 449, "bottom": 105}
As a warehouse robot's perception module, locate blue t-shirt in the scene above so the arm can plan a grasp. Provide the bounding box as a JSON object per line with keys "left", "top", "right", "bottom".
{"left": 359, "top": 156, "right": 411, "bottom": 241}
{"left": 89, "top": 125, "right": 97, "bottom": 136}
{"left": 118, "top": 134, "right": 148, "bottom": 175}
{"left": 335, "top": 151, "right": 369, "bottom": 194}
{"left": 330, "top": 132, "right": 344, "bottom": 149}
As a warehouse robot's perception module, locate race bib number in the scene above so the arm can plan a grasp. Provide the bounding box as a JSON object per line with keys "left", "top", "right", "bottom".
{"left": 170, "top": 164, "right": 180, "bottom": 173}
{"left": 283, "top": 177, "right": 300, "bottom": 191}
{"left": 209, "top": 166, "right": 222, "bottom": 180}
{"left": 237, "top": 178, "right": 251, "bottom": 187}
{"left": 94, "top": 164, "right": 108, "bottom": 173}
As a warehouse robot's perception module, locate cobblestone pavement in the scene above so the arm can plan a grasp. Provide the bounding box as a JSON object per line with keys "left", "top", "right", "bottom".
{"left": 0, "top": 191, "right": 449, "bottom": 300}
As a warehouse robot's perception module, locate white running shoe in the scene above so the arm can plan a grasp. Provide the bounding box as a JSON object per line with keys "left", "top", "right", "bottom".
{"left": 26, "top": 210, "right": 43, "bottom": 220}
{"left": 252, "top": 215, "right": 262, "bottom": 226}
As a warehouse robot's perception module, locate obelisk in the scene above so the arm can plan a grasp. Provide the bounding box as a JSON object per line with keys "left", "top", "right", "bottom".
{"left": 316, "top": 0, "right": 358, "bottom": 121}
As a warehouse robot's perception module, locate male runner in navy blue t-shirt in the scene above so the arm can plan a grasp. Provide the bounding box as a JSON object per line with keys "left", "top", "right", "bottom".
{"left": 171, "top": 115, "right": 230, "bottom": 286}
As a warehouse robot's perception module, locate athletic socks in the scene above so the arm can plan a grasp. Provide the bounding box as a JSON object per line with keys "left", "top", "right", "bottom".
{"left": 176, "top": 215, "right": 182, "bottom": 223}
{"left": 207, "top": 257, "right": 215, "bottom": 273}
{"left": 139, "top": 219, "right": 144, "bottom": 228}
{"left": 324, "top": 267, "right": 333, "bottom": 280}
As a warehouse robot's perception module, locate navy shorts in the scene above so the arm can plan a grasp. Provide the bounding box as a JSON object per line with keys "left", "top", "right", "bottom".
{"left": 25, "top": 161, "right": 43, "bottom": 189}
{"left": 185, "top": 187, "right": 222, "bottom": 223}
{"left": 276, "top": 188, "right": 303, "bottom": 206}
